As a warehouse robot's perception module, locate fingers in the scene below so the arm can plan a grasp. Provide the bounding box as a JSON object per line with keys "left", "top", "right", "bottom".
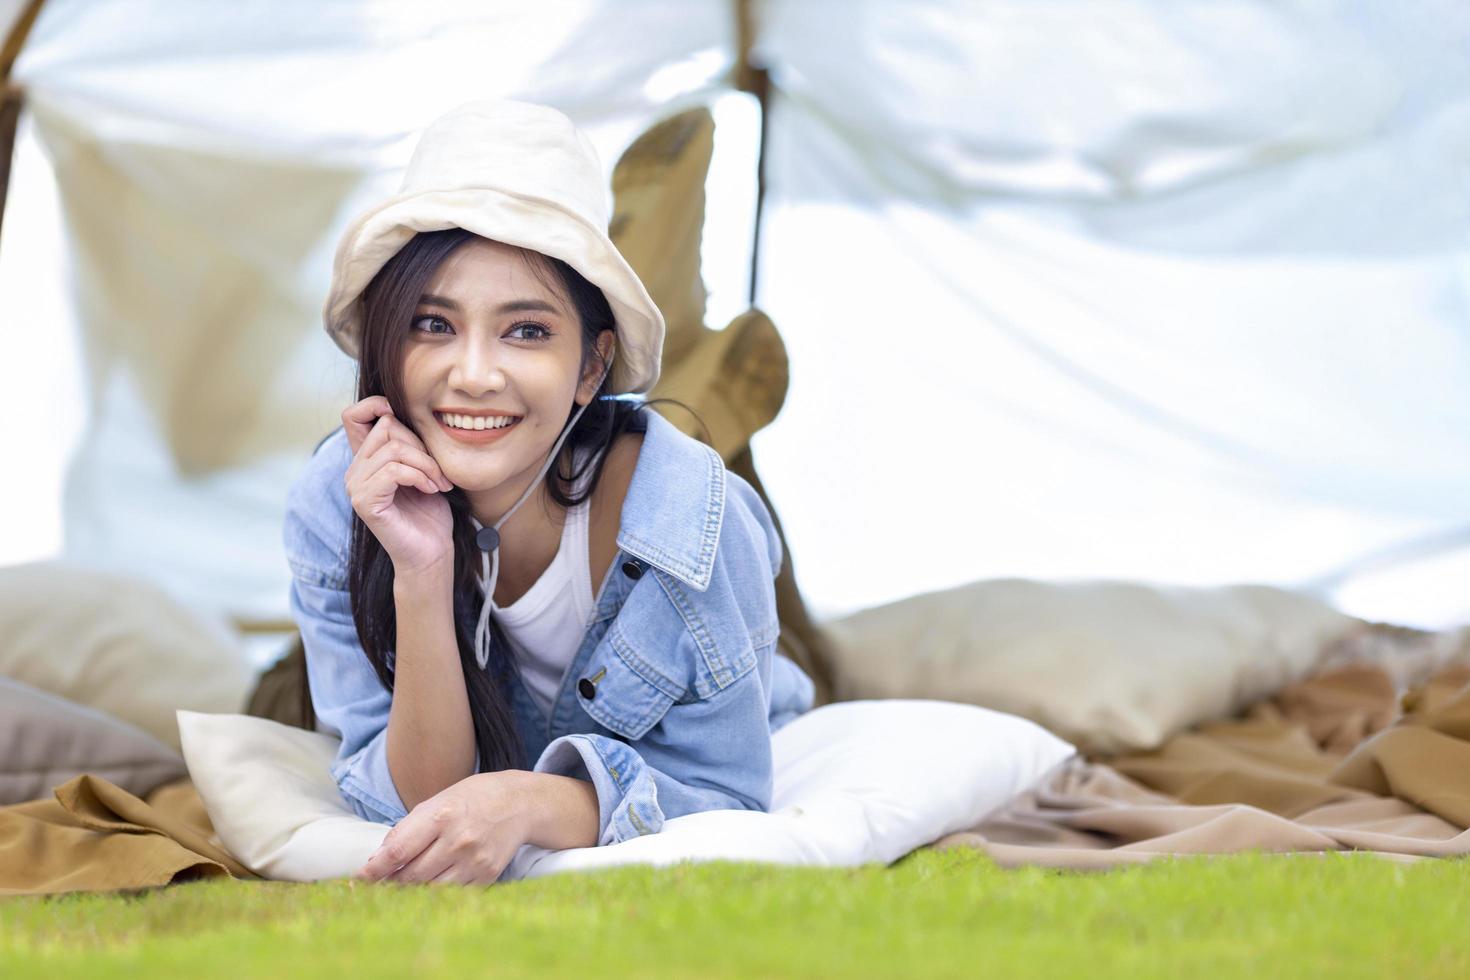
{"left": 426, "top": 860, "right": 508, "bottom": 886}
{"left": 364, "top": 438, "right": 453, "bottom": 494}
{"left": 356, "top": 816, "right": 438, "bottom": 882}
{"left": 343, "top": 398, "right": 437, "bottom": 460}
{"left": 346, "top": 422, "right": 435, "bottom": 501}
{"left": 389, "top": 461, "right": 441, "bottom": 497}
{"left": 354, "top": 417, "right": 396, "bottom": 476}
{"left": 382, "top": 836, "right": 458, "bottom": 885}
{"left": 342, "top": 396, "right": 392, "bottom": 456}
{"left": 345, "top": 404, "right": 454, "bottom": 494}
{"left": 421, "top": 845, "right": 512, "bottom": 886}
{"left": 358, "top": 856, "right": 508, "bottom": 887}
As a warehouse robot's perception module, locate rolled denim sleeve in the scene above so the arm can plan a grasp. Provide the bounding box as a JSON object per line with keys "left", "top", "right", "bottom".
{"left": 531, "top": 661, "right": 775, "bottom": 847}
{"left": 283, "top": 437, "right": 409, "bottom": 826}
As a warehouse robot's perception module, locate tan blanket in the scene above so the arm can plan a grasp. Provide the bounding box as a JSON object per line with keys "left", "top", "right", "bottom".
{"left": 0, "top": 773, "right": 257, "bottom": 896}
{"left": 931, "top": 659, "right": 1470, "bottom": 866}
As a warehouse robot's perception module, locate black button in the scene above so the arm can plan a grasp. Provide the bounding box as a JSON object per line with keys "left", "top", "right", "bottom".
{"left": 578, "top": 666, "right": 606, "bottom": 700}
{"left": 620, "top": 558, "right": 644, "bottom": 580}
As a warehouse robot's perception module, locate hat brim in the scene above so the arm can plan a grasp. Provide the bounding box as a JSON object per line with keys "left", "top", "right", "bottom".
{"left": 323, "top": 188, "right": 664, "bottom": 395}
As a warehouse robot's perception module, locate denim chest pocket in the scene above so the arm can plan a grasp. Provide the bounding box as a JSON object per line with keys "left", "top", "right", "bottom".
{"left": 574, "top": 621, "right": 686, "bottom": 741}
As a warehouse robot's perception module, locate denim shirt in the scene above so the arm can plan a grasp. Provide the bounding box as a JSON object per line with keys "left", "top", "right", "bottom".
{"left": 282, "top": 406, "right": 816, "bottom": 846}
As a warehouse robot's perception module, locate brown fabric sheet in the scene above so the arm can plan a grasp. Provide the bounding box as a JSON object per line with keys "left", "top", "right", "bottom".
{"left": 930, "top": 655, "right": 1470, "bottom": 868}
{"left": 0, "top": 773, "right": 259, "bottom": 896}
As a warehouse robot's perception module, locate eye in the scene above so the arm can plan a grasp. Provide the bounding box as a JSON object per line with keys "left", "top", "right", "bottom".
{"left": 509, "top": 321, "right": 553, "bottom": 342}
{"left": 411, "top": 314, "right": 453, "bottom": 335}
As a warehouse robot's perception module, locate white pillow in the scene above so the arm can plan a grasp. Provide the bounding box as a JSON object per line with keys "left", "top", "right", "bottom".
{"left": 177, "top": 700, "right": 1074, "bottom": 882}
{"left": 818, "top": 578, "right": 1358, "bottom": 755}
{"left": 0, "top": 560, "right": 254, "bottom": 751}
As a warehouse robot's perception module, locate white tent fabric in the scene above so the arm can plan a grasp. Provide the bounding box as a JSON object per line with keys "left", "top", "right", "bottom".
{"left": 2, "top": 0, "right": 1467, "bottom": 635}
{"left": 747, "top": 0, "right": 1470, "bottom": 625}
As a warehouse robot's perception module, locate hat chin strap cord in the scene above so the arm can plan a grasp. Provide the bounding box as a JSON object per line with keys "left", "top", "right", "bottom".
{"left": 467, "top": 349, "right": 615, "bottom": 671}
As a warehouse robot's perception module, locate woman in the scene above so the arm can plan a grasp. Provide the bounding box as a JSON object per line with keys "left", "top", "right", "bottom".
{"left": 283, "top": 100, "right": 815, "bottom": 886}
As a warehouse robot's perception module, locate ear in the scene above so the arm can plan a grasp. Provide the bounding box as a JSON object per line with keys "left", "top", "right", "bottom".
{"left": 577, "top": 330, "right": 616, "bottom": 405}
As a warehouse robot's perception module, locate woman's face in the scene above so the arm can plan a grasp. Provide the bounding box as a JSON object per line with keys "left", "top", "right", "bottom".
{"left": 400, "top": 237, "right": 610, "bottom": 497}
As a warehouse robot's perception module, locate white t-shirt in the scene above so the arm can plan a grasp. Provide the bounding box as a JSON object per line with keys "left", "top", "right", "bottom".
{"left": 485, "top": 451, "right": 599, "bottom": 719}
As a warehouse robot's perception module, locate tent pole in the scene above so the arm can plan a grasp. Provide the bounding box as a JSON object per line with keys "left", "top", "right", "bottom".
{"left": 734, "top": 0, "right": 769, "bottom": 309}
{"left": 0, "top": 0, "right": 47, "bottom": 245}
{"left": 728, "top": 0, "right": 839, "bottom": 707}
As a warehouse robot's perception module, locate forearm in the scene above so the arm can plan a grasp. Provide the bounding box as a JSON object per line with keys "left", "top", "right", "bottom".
{"left": 521, "top": 772, "right": 600, "bottom": 850}
{"left": 386, "top": 561, "right": 476, "bottom": 810}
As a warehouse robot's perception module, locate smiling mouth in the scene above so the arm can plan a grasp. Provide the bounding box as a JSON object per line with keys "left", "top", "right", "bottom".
{"left": 434, "top": 411, "right": 521, "bottom": 431}
{"left": 434, "top": 411, "right": 523, "bottom": 443}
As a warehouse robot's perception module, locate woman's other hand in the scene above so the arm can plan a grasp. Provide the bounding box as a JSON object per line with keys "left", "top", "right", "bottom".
{"left": 342, "top": 395, "right": 456, "bottom": 577}
{"left": 354, "top": 770, "right": 535, "bottom": 885}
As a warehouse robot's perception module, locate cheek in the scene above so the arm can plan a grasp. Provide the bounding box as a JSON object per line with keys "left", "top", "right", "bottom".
{"left": 521, "top": 357, "right": 583, "bottom": 409}
{"left": 400, "top": 350, "right": 432, "bottom": 396}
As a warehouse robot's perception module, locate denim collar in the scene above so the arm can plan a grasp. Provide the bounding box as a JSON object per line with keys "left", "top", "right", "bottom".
{"left": 615, "top": 408, "right": 726, "bottom": 593}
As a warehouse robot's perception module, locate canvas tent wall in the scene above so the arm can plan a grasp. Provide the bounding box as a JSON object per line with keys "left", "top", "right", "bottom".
{"left": 2, "top": 0, "right": 1468, "bottom": 653}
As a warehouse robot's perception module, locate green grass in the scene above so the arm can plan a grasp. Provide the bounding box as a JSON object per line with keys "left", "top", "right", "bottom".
{"left": 2, "top": 848, "right": 1467, "bottom": 978}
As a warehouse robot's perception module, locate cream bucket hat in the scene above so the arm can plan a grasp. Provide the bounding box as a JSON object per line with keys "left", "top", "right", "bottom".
{"left": 322, "top": 99, "right": 665, "bottom": 394}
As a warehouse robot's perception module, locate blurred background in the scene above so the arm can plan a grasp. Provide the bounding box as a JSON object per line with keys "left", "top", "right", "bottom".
{"left": 3, "top": 0, "right": 1468, "bottom": 674}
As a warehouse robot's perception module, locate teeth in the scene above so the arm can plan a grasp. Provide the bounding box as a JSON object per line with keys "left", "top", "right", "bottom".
{"left": 440, "top": 413, "right": 517, "bottom": 431}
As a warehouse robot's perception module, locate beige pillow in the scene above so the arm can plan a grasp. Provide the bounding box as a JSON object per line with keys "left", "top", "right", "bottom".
{"left": 177, "top": 711, "right": 389, "bottom": 881}
{"left": 818, "top": 578, "right": 1359, "bottom": 755}
{"left": 0, "top": 560, "right": 254, "bottom": 751}
{"left": 0, "top": 676, "right": 188, "bottom": 804}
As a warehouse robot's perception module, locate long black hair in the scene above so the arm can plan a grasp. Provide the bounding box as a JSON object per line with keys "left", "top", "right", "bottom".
{"left": 345, "top": 227, "right": 690, "bottom": 772}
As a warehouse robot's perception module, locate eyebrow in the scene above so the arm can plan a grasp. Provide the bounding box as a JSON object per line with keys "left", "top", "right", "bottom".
{"left": 417, "top": 294, "right": 562, "bottom": 316}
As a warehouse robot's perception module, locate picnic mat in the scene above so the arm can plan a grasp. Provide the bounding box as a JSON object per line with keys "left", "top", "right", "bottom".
{"left": 5, "top": 635, "right": 1470, "bottom": 895}
{"left": 933, "top": 653, "right": 1470, "bottom": 867}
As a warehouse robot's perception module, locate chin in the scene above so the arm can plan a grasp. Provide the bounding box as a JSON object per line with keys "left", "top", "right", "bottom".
{"left": 440, "top": 457, "right": 512, "bottom": 487}
{"left": 447, "top": 453, "right": 537, "bottom": 489}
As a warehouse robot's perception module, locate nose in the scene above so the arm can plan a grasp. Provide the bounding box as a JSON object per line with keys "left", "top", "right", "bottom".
{"left": 447, "top": 337, "right": 507, "bottom": 396}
